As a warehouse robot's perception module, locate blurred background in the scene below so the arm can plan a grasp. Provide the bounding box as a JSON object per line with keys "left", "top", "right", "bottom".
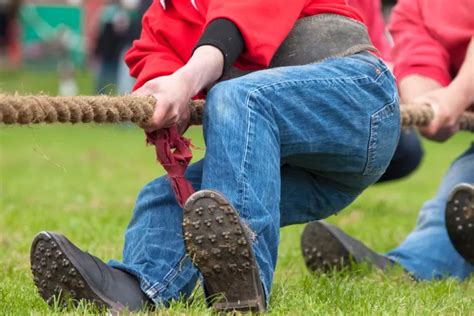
{"left": 0, "top": 1, "right": 472, "bottom": 314}
{"left": 0, "top": 0, "right": 149, "bottom": 95}
{"left": 0, "top": 0, "right": 396, "bottom": 96}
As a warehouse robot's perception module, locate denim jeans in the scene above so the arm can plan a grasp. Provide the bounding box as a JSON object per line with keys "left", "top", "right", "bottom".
{"left": 387, "top": 144, "right": 474, "bottom": 280}
{"left": 109, "top": 52, "right": 400, "bottom": 305}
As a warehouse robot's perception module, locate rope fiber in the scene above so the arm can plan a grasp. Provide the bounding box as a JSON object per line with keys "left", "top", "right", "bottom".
{"left": 0, "top": 94, "right": 473, "bottom": 131}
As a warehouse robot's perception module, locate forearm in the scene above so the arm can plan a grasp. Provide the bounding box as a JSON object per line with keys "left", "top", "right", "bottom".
{"left": 174, "top": 45, "right": 224, "bottom": 97}
{"left": 450, "top": 37, "right": 474, "bottom": 108}
{"left": 399, "top": 38, "right": 473, "bottom": 110}
{"left": 398, "top": 75, "right": 442, "bottom": 103}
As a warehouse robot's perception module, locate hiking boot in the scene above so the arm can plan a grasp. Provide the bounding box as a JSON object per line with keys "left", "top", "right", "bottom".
{"left": 301, "top": 221, "right": 392, "bottom": 272}
{"left": 445, "top": 183, "right": 474, "bottom": 265}
{"left": 30, "top": 232, "right": 152, "bottom": 312}
{"left": 183, "top": 190, "right": 266, "bottom": 313}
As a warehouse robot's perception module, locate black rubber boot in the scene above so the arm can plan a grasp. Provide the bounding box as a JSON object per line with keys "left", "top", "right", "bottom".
{"left": 183, "top": 190, "right": 266, "bottom": 313}
{"left": 445, "top": 183, "right": 474, "bottom": 265}
{"left": 30, "top": 232, "right": 152, "bottom": 312}
{"left": 301, "top": 221, "right": 392, "bottom": 273}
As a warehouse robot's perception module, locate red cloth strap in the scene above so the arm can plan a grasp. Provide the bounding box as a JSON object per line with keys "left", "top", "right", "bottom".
{"left": 146, "top": 126, "right": 195, "bottom": 208}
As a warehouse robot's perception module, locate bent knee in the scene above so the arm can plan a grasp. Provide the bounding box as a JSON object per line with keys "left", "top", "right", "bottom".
{"left": 135, "top": 176, "right": 172, "bottom": 204}
{"left": 205, "top": 80, "right": 249, "bottom": 124}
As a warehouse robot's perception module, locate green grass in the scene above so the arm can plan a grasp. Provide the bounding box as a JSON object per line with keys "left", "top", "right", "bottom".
{"left": 0, "top": 69, "right": 94, "bottom": 96}
{"left": 1, "top": 70, "right": 473, "bottom": 314}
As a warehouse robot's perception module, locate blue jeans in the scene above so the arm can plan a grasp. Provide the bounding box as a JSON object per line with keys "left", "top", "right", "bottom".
{"left": 387, "top": 144, "right": 474, "bottom": 280}
{"left": 109, "top": 52, "right": 400, "bottom": 305}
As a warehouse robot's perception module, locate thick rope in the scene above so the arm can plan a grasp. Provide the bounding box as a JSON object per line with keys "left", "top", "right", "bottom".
{"left": 0, "top": 94, "right": 473, "bottom": 131}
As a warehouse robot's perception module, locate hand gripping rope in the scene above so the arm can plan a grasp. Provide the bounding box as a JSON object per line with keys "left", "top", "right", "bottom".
{"left": 1, "top": 94, "right": 473, "bottom": 206}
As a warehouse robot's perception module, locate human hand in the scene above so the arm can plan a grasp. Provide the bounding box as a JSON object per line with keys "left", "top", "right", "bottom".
{"left": 413, "top": 86, "right": 471, "bottom": 142}
{"left": 133, "top": 72, "right": 195, "bottom": 134}
{"left": 134, "top": 46, "right": 224, "bottom": 134}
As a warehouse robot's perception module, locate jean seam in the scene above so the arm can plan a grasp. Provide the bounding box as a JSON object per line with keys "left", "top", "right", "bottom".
{"left": 318, "top": 55, "right": 390, "bottom": 84}
{"left": 349, "top": 55, "right": 390, "bottom": 81}
{"left": 232, "top": 53, "right": 391, "bottom": 98}
{"left": 374, "top": 67, "right": 390, "bottom": 82}
{"left": 364, "top": 117, "right": 379, "bottom": 176}
{"left": 235, "top": 87, "right": 255, "bottom": 216}
{"left": 363, "top": 97, "right": 400, "bottom": 175}
{"left": 244, "top": 69, "right": 375, "bottom": 92}
{"left": 240, "top": 69, "right": 390, "bottom": 105}
{"left": 238, "top": 85, "right": 279, "bottom": 218}
{"left": 263, "top": 75, "right": 373, "bottom": 90}
{"left": 142, "top": 254, "right": 189, "bottom": 299}
{"left": 237, "top": 87, "right": 274, "bottom": 306}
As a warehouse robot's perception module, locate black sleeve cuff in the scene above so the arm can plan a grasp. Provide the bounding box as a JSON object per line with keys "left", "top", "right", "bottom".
{"left": 195, "top": 18, "right": 244, "bottom": 72}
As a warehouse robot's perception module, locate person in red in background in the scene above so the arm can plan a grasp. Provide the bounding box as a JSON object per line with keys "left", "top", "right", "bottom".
{"left": 29, "top": 0, "right": 402, "bottom": 313}
{"left": 390, "top": 0, "right": 473, "bottom": 142}
{"left": 301, "top": 0, "right": 473, "bottom": 280}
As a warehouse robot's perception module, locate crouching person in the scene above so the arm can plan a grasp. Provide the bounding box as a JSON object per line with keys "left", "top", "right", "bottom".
{"left": 30, "top": 0, "right": 400, "bottom": 312}
{"left": 301, "top": 0, "right": 473, "bottom": 279}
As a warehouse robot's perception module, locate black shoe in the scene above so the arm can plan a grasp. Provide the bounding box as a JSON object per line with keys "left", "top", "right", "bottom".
{"left": 30, "top": 232, "right": 152, "bottom": 312}
{"left": 301, "top": 221, "right": 392, "bottom": 272}
{"left": 183, "top": 190, "right": 266, "bottom": 313}
{"left": 445, "top": 183, "right": 474, "bottom": 265}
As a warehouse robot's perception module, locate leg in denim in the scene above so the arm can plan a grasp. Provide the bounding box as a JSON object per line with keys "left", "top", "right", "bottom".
{"left": 201, "top": 52, "right": 399, "bottom": 300}
{"left": 108, "top": 161, "right": 204, "bottom": 304}
{"left": 386, "top": 144, "right": 474, "bottom": 280}
{"left": 110, "top": 52, "right": 400, "bottom": 305}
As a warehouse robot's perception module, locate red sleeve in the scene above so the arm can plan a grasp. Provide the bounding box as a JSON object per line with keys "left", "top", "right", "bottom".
{"left": 204, "top": 0, "right": 307, "bottom": 69}
{"left": 125, "top": 2, "right": 185, "bottom": 90}
{"left": 388, "top": 0, "right": 451, "bottom": 86}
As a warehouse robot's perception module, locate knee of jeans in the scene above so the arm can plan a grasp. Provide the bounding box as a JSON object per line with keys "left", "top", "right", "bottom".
{"left": 205, "top": 80, "right": 248, "bottom": 126}
{"left": 139, "top": 176, "right": 170, "bottom": 197}
{"left": 133, "top": 176, "right": 173, "bottom": 213}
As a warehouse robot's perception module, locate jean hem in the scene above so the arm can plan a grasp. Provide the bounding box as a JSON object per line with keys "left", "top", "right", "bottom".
{"left": 108, "top": 256, "right": 192, "bottom": 306}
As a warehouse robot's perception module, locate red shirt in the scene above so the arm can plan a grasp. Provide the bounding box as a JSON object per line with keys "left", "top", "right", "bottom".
{"left": 348, "top": 0, "right": 391, "bottom": 61}
{"left": 126, "top": 0, "right": 364, "bottom": 89}
{"left": 388, "top": 0, "right": 474, "bottom": 86}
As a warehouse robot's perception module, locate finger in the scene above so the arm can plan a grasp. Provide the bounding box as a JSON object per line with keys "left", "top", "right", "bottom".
{"left": 152, "top": 98, "right": 177, "bottom": 127}
{"left": 177, "top": 106, "right": 191, "bottom": 135}
{"left": 419, "top": 107, "right": 441, "bottom": 139}
{"left": 132, "top": 86, "right": 153, "bottom": 97}
{"left": 132, "top": 87, "right": 144, "bottom": 96}
{"left": 141, "top": 95, "right": 173, "bottom": 132}
{"left": 139, "top": 119, "right": 158, "bottom": 132}
{"left": 420, "top": 119, "right": 458, "bottom": 142}
{"left": 420, "top": 112, "right": 442, "bottom": 136}
{"left": 177, "top": 121, "right": 189, "bottom": 135}
{"left": 420, "top": 125, "right": 436, "bottom": 139}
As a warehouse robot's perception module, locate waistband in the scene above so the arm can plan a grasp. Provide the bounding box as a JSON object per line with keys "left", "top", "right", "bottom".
{"left": 221, "top": 14, "right": 377, "bottom": 81}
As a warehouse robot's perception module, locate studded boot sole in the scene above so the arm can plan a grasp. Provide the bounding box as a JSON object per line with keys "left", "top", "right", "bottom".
{"left": 183, "top": 190, "right": 266, "bottom": 313}
{"left": 445, "top": 183, "right": 474, "bottom": 265}
{"left": 30, "top": 232, "right": 123, "bottom": 310}
{"left": 301, "top": 221, "right": 352, "bottom": 272}
{"left": 301, "top": 221, "right": 392, "bottom": 273}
